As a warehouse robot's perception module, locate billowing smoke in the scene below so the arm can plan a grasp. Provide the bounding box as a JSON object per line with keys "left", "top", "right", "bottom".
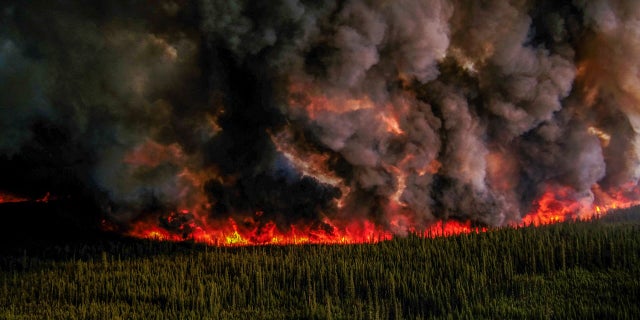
{"left": 1, "top": 0, "right": 639, "bottom": 238}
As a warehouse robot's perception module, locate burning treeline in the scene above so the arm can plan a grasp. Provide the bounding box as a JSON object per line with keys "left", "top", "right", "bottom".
{"left": 1, "top": 0, "right": 640, "bottom": 245}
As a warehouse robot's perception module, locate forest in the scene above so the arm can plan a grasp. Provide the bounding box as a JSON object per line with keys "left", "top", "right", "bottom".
{"left": 1, "top": 208, "right": 639, "bottom": 319}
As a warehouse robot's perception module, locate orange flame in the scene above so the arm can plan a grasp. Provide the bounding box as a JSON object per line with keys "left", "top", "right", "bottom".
{"left": 0, "top": 192, "right": 52, "bottom": 204}
{"left": 128, "top": 214, "right": 395, "bottom": 246}
{"left": 118, "top": 86, "right": 640, "bottom": 246}
{"left": 123, "top": 181, "right": 640, "bottom": 246}
{"left": 0, "top": 192, "right": 27, "bottom": 204}
{"left": 520, "top": 184, "right": 640, "bottom": 227}
{"left": 126, "top": 212, "right": 496, "bottom": 246}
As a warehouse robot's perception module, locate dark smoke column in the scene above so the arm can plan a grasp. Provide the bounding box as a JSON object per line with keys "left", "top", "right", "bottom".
{"left": 0, "top": 0, "right": 639, "bottom": 242}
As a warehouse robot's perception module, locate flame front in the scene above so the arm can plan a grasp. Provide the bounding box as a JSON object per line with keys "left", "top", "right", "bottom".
{"left": 126, "top": 184, "right": 639, "bottom": 246}
{"left": 129, "top": 215, "right": 394, "bottom": 246}
{"left": 128, "top": 214, "right": 494, "bottom": 246}
{"left": 121, "top": 83, "right": 640, "bottom": 246}
{"left": 0, "top": 192, "right": 27, "bottom": 204}
{"left": 0, "top": 192, "right": 51, "bottom": 204}
{"left": 4, "top": 1, "right": 640, "bottom": 247}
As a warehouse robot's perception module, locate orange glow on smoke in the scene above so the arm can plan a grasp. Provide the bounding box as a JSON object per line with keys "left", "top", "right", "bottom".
{"left": 270, "top": 129, "right": 345, "bottom": 187}
{"left": 119, "top": 84, "right": 640, "bottom": 246}
{"left": 288, "top": 81, "right": 409, "bottom": 139}
{"left": 379, "top": 114, "right": 404, "bottom": 135}
{"left": 123, "top": 139, "right": 184, "bottom": 167}
{"left": 288, "top": 82, "right": 375, "bottom": 120}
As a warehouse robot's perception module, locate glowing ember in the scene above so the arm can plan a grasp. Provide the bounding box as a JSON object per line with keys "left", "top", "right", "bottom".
{"left": 0, "top": 192, "right": 27, "bottom": 204}
{"left": 0, "top": 192, "right": 52, "bottom": 204}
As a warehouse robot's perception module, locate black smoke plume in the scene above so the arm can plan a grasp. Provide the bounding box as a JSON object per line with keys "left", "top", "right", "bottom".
{"left": 1, "top": 0, "right": 639, "bottom": 236}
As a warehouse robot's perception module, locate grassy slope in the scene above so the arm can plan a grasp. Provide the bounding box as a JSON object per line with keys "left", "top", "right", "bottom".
{"left": 1, "top": 209, "right": 639, "bottom": 319}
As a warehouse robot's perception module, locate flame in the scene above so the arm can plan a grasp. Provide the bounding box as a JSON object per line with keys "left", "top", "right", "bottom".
{"left": 424, "top": 220, "right": 487, "bottom": 237}
{"left": 117, "top": 84, "right": 640, "bottom": 246}
{"left": 122, "top": 180, "right": 640, "bottom": 246}
{"left": 521, "top": 189, "right": 573, "bottom": 226}
{"left": 0, "top": 192, "right": 27, "bottom": 204}
{"left": 0, "top": 192, "right": 52, "bottom": 204}
{"left": 126, "top": 211, "right": 495, "bottom": 246}
{"left": 520, "top": 183, "right": 640, "bottom": 227}
{"left": 128, "top": 214, "right": 395, "bottom": 246}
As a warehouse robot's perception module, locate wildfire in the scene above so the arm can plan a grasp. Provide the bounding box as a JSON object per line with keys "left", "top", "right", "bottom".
{"left": 521, "top": 192, "right": 569, "bottom": 225}
{"left": 0, "top": 192, "right": 27, "bottom": 204}
{"left": 424, "top": 220, "right": 487, "bottom": 237}
{"left": 520, "top": 184, "right": 640, "bottom": 227}
{"left": 122, "top": 181, "right": 640, "bottom": 246}
{"left": 126, "top": 212, "right": 499, "bottom": 246}
{"left": 0, "top": 192, "right": 52, "bottom": 204}
{"left": 118, "top": 79, "right": 640, "bottom": 247}
{"left": 127, "top": 211, "right": 396, "bottom": 246}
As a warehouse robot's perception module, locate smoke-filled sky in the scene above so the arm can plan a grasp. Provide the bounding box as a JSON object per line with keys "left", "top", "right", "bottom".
{"left": 1, "top": 0, "right": 640, "bottom": 234}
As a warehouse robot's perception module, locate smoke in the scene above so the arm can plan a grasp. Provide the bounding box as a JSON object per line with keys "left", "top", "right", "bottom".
{"left": 1, "top": 0, "right": 639, "bottom": 235}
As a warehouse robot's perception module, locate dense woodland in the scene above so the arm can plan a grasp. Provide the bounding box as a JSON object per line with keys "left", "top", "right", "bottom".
{"left": 1, "top": 209, "right": 639, "bottom": 319}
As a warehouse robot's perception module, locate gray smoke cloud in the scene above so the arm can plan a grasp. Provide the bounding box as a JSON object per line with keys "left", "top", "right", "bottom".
{"left": 1, "top": 0, "right": 639, "bottom": 235}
